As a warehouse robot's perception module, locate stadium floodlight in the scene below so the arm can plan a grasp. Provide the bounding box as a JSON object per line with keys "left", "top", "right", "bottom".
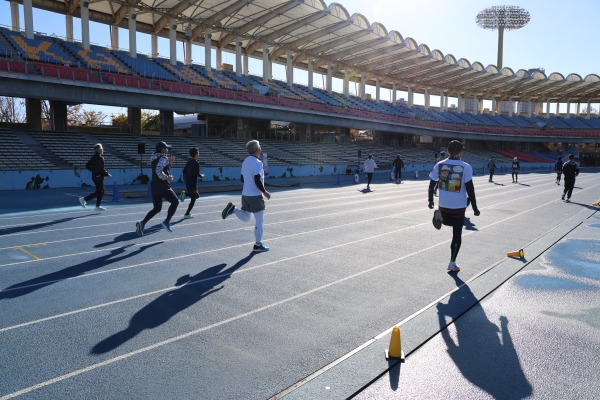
{"left": 476, "top": 5, "right": 530, "bottom": 69}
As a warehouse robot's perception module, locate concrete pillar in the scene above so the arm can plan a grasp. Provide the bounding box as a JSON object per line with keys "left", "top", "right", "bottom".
{"left": 407, "top": 86, "right": 414, "bottom": 107}
{"left": 185, "top": 40, "right": 192, "bottom": 65}
{"left": 205, "top": 28, "right": 212, "bottom": 72}
{"left": 151, "top": 34, "right": 158, "bottom": 58}
{"left": 216, "top": 47, "right": 222, "bottom": 70}
{"left": 159, "top": 110, "right": 174, "bottom": 136}
{"left": 424, "top": 89, "right": 430, "bottom": 109}
{"left": 26, "top": 98, "right": 42, "bottom": 131}
{"left": 359, "top": 73, "right": 366, "bottom": 100}
{"left": 546, "top": 101, "right": 550, "bottom": 118}
{"left": 392, "top": 83, "right": 397, "bottom": 105}
{"left": 492, "top": 97, "right": 497, "bottom": 115}
{"left": 555, "top": 102, "right": 559, "bottom": 116}
{"left": 457, "top": 94, "right": 463, "bottom": 112}
{"left": 24, "top": 0, "right": 33, "bottom": 39}
{"left": 566, "top": 101, "right": 571, "bottom": 118}
{"left": 50, "top": 101, "right": 68, "bottom": 131}
{"left": 343, "top": 70, "right": 349, "bottom": 96}
{"left": 10, "top": 1, "right": 20, "bottom": 32}
{"left": 527, "top": 100, "right": 532, "bottom": 118}
{"left": 326, "top": 65, "right": 332, "bottom": 94}
{"left": 305, "top": 123, "right": 312, "bottom": 142}
{"left": 169, "top": 18, "right": 177, "bottom": 65}
{"left": 307, "top": 58, "right": 314, "bottom": 90}
{"left": 576, "top": 102, "right": 580, "bottom": 117}
{"left": 243, "top": 53, "right": 249, "bottom": 75}
{"left": 375, "top": 78, "right": 381, "bottom": 102}
{"left": 66, "top": 16, "right": 74, "bottom": 43}
{"left": 235, "top": 36, "right": 242, "bottom": 77}
{"left": 509, "top": 99, "right": 513, "bottom": 117}
{"left": 287, "top": 51, "right": 294, "bottom": 86}
{"left": 587, "top": 102, "right": 591, "bottom": 119}
{"left": 81, "top": 0, "right": 90, "bottom": 50}
{"left": 262, "top": 43, "right": 269, "bottom": 81}
{"left": 128, "top": 107, "right": 141, "bottom": 134}
{"left": 110, "top": 24, "right": 119, "bottom": 50}
{"left": 128, "top": 9, "right": 136, "bottom": 57}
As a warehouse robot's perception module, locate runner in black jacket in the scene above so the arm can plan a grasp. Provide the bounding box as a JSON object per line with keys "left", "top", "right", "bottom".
{"left": 182, "top": 147, "right": 204, "bottom": 218}
{"left": 561, "top": 154, "right": 580, "bottom": 202}
{"left": 80, "top": 143, "right": 111, "bottom": 210}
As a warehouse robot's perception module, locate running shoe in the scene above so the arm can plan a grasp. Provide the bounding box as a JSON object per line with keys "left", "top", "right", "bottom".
{"left": 162, "top": 221, "right": 173, "bottom": 232}
{"left": 96, "top": 206, "right": 106, "bottom": 211}
{"left": 565, "top": 198, "right": 571, "bottom": 203}
{"left": 222, "top": 202, "right": 235, "bottom": 219}
{"left": 180, "top": 190, "right": 186, "bottom": 203}
{"left": 432, "top": 210, "right": 443, "bottom": 230}
{"left": 253, "top": 242, "right": 269, "bottom": 252}
{"left": 561, "top": 194, "right": 565, "bottom": 200}
{"left": 79, "top": 197, "right": 86, "bottom": 208}
{"left": 447, "top": 262, "right": 460, "bottom": 272}
{"left": 183, "top": 214, "right": 194, "bottom": 219}
{"left": 136, "top": 221, "right": 144, "bottom": 237}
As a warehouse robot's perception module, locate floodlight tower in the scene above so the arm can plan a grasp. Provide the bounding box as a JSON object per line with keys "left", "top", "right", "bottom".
{"left": 476, "top": 6, "right": 530, "bottom": 69}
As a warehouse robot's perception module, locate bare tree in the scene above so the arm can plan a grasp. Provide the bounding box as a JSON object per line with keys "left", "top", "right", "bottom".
{"left": 0, "top": 96, "right": 25, "bottom": 123}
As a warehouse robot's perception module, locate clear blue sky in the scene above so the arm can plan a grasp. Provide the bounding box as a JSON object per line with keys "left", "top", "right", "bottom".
{"left": 1, "top": 0, "right": 598, "bottom": 114}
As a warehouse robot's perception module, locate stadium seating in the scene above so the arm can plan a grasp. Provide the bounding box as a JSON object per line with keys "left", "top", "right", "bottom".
{"left": 0, "top": 27, "right": 76, "bottom": 65}
{"left": 60, "top": 41, "right": 130, "bottom": 74}
{"left": 112, "top": 50, "right": 177, "bottom": 81}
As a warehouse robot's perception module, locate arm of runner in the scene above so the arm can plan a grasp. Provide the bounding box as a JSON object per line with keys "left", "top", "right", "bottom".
{"left": 428, "top": 179, "right": 436, "bottom": 209}
{"left": 254, "top": 174, "right": 271, "bottom": 199}
{"left": 465, "top": 180, "right": 480, "bottom": 216}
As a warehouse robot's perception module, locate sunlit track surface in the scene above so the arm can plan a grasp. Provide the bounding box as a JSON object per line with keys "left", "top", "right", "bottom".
{"left": 0, "top": 172, "right": 599, "bottom": 400}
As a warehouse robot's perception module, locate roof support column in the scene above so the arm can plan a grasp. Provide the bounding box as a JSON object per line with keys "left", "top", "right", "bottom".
{"left": 566, "top": 101, "right": 571, "bottom": 118}
{"left": 307, "top": 58, "right": 313, "bottom": 90}
{"left": 392, "top": 83, "right": 397, "bottom": 106}
{"left": 287, "top": 51, "right": 294, "bottom": 86}
{"left": 326, "top": 65, "right": 332, "bottom": 94}
{"left": 508, "top": 99, "right": 513, "bottom": 117}
{"left": 586, "top": 102, "right": 591, "bottom": 119}
{"left": 243, "top": 53, "right": 249, "bottom": 75}
{"left": 216, "top": 47, "right": 223, "bottom": 70}
{"left": 128, "top": 9, "right": 136, "bottom": 57}
{"left": 110, "top": 24, "right": 119, "bottom": 49}
{"left": 576, "top": 102, "right": 580, "bottom": 117}
{"left": 66, "top": 15, "right": 74, "bottom": 43}
{"left": 151, "top": 34, "right": 158, "bottom": 58}
{"left": 80, "top": 1, "right": 90, "bottom": 49}
{"left": 407, "top": 86, "right": 414, "bottom": 107}
{"left": 185, "top": 40, "right": 192, "bottom": 65}
{"left": 10, "top": 1, "right": 20, "bottom": 32}
{"left": 424, "top": 89, "right": 429, "bottom": 109}
{"left": 527, "top": 100, "right": 532, "bottom": 118}
{"left": 359, "top": 73, "right": 366, "bottom": 100}
{"left": 262, "top": 43, "right": 270, "bottom": 81}
{"left": 343, "top": 70, "right": 349, "bottom": 97}
{"left": 205, "top": 28, "right": 212, "bottom": 72}
{"left": 235, "top": 36, "right": 242, "bottom": 77}
{"left": 555, "top": 102, "right": 559, "bottom": 116}
{"left": 440, "top": 91, "right": 445, "bottom": 110}
{"left": 23, "top": 0, "right": 33, "bottom": 39}
{"left": 492, "top": 97, "right": 497, "bottom": 115}
{"left": 169, "top": 18, "right": 177, "bottom": 66}
{"left": 457, "top": 94, "right": 463, "bottom": 113}
{"left": 546, "top": 101, "right": 550, "bottom": 118}
{"left": 375, "top": 78, "right": 381, "bottom": 102}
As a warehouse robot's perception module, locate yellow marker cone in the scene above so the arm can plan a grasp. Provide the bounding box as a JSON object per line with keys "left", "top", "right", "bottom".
{"left": 592, "top": 201, "right": 600, "bottom": 207}
{"left": 507, "top": 248, "right": 525, "bottom": 259}
{"left": 385, "top": 326, "right": 405, "bottom": 361}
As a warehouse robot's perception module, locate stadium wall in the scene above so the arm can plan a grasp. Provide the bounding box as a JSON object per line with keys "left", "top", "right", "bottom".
{"left": 0, "top": 162, "right": 553, "bottom": 190}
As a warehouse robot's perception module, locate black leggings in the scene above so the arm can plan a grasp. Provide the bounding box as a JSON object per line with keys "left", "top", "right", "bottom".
{"left": 84, "top": 176, "right": 105, "bottom": 207}
{"left": 512, "top": 171, "right": 519, "bottom": 181}
{"left": 366, "top": 173, "right": 373, "bottom": 186}
{"left": 143, "top": 184, "right": 178, "bottom": 224}
{"left": 394, "top": 169, "right": 401, "bottom": 180}
{"left": 563, "top": 179, "right": 575, "bottom": 199}
{"left": 441, "top": 209, "right": 465, "bottom": 262}
{"left": 185, "top": 189, "right": 200, "bottom": 215}
{"left": 489, "top": 170, "right": 495, "bottom": 181}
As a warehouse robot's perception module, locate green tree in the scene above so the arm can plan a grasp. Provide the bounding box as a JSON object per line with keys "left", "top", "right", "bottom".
{"left": 142, "top": 110, "right": 160, "bottom": 131}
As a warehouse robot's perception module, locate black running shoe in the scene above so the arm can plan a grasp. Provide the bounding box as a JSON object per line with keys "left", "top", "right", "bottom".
{"left": 432, "top": 210, "right": 443, "bottom": 230}
{"left": 222, "top": 203, "right": 235, "bottom": 219}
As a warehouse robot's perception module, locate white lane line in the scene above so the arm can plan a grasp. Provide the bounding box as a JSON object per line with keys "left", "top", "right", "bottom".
{"left": 4, "top": 181, "right": 596, "bottom": 332}
{"left": 1, "top": 189, "right": 588, "bottom": 400}
{"left": 0, "top": 173, "right": 582, "bottom": 257}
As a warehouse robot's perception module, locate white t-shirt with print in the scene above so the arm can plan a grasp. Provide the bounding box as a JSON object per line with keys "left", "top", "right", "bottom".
{"left": 363, "top": 159, "right": 377, "bottom": 173}
{"left": 429, "top": 158, "right": 473, "bottom": 209}
{"left": 241, "top": 155, "right": 264, "bottom": 196}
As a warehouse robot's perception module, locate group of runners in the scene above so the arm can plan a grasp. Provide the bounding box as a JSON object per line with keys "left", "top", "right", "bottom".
{"left": 79, "top": 139, "right": 582, "bottom": 268}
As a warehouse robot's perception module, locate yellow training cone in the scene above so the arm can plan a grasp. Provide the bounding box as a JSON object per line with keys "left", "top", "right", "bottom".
{"left": 507, "top": 248, "right": 525, "bottom": 259}
{"left": 593, "top": 201, "right": 600, "bottom": 207}
{"left": 385, "top": 326, "right": 405, "bottom": 361}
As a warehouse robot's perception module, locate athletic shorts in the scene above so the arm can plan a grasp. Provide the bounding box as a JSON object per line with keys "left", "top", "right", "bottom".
{"left": 241, "top": 195, "right": 265, "bottom": 213}
{"left": 186, "top": 188, "right": 200, "bottom": 199}
{"left": 440, "top": 207, "right": 466, "bottom": 228}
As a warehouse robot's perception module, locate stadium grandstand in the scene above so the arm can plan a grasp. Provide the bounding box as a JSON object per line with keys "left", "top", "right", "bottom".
{"left": 0, "top": 0, "right": 599, "bottom": 190}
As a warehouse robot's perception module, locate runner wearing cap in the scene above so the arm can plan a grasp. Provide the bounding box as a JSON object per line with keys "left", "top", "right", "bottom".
{"left": 136, "top": 141, "right": 179, "bottom": 235}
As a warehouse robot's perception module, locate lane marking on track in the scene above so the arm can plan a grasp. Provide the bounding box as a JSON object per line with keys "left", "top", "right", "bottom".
{"left": 14, "top": 247, "right": 40, "bottom": 261}
{"left": 0, "top": 174, "right": 591, "bottom": 258}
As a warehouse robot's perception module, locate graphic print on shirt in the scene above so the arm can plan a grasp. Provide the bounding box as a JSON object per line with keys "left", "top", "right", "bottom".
{"left": 438, "top": 163, "right": 465, "bottom": 193}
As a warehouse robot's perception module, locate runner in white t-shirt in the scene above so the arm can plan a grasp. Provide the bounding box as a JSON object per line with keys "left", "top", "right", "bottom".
{"left": 221, "top": 140, "right": 271, "bottom": 252}
{"left": 428, "top": 140, "right": 480, "bottom": 272}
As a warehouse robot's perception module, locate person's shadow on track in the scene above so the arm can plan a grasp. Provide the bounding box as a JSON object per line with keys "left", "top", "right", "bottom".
{"left": 95, "top": 226, "right": 164, "bottom": 247}
{"left": 436, "top": 274, "right": 532, "bottom": 399}
{"left": 0, "top": 215, "right": 93, "bottom": 236}
{"left": 91, "top": 252, "right": 256, "bottom": 354}
{"left": 0, "top": 243, "right": 162, "bottom": 300}
{"left": 463, "top": 217, "right": 478, "bottom": 231}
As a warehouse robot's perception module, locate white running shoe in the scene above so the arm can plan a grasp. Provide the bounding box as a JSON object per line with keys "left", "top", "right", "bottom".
{"left": 79, "top": 197, "right": 86, "bottom": 208}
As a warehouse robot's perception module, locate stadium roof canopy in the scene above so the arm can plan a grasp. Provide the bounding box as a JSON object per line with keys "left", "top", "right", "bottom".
{"left": 32, "top": 0, "right": 600, "bottom": 103}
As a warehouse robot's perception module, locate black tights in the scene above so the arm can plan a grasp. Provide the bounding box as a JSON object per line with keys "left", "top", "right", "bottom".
{"left": 442, "top": 210, "right": 465, "bottom": 262}
{"left": 366, "top": 173, "right": 373, "bottom": 186}
{"left": 143, "top": 185, "right": 178, "bottom": 224}
{"left": 186, "top": 197, "right": 196, "bottom": 215}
